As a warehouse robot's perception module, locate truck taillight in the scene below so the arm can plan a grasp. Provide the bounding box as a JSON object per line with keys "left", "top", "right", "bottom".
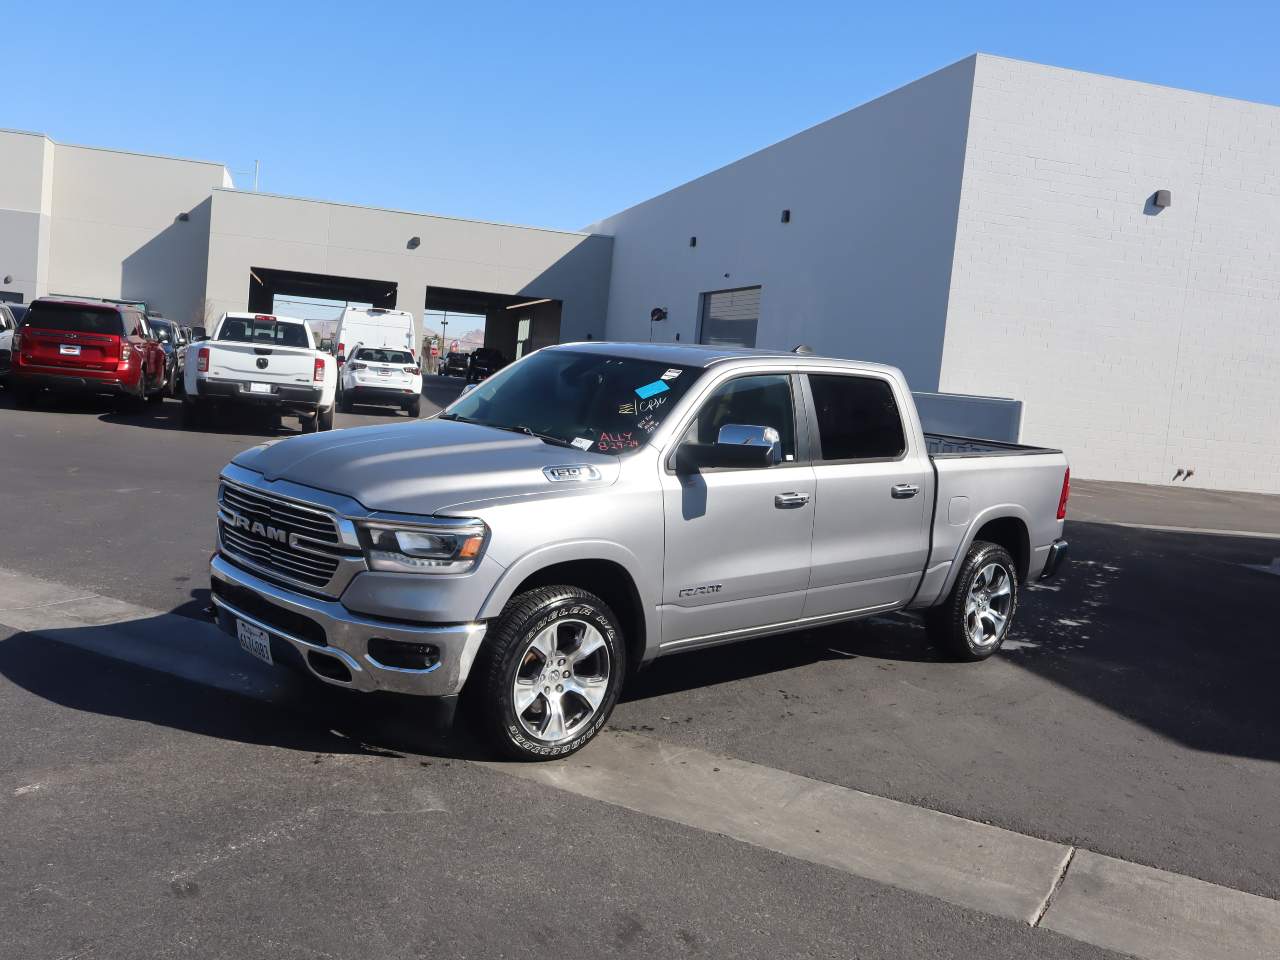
{"left": 337, "top": 342, "right": 345, "bottom": 363}
{"left": 314, "top": 357, "right": 326, "bottom": 382}
{"left": 1056, "top": 468, "right": 1070, "bottom": 520}
{"left": 196, "top": 346, "right": 209, "bottom": 373}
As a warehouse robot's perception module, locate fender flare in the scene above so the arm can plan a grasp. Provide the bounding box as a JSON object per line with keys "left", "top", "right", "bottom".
{"left": 478, "top": 540, "right": 658, "bottom": 647}
{"left": 935, "top": 503, "right": 1033, "bottom": 601}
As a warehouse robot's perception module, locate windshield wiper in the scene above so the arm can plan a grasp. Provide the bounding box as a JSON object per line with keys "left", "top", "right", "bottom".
{"left": 477, "top": 422, "right": 579, "bottom": 449}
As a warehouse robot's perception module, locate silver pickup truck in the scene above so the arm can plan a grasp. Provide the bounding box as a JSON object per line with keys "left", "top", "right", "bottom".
{"left": 209, "top": 342, "right": 1069, "bottom": 759}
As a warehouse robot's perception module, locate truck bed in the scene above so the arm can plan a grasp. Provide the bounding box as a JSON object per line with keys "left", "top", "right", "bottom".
{"left": 926, "top": 433, "right": 1062, "bottom": 459}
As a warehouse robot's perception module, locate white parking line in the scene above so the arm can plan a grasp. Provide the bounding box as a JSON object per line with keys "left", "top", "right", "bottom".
{"left": 2, "top": 564, "right": 1279, "bottom": 959}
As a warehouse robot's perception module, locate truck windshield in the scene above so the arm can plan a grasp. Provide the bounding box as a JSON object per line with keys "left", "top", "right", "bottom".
{"left": 218, "top": 318, "right": 309, "bottom": 348}
{"left": 442, "top": 350, "right": 700, "bottom": 455}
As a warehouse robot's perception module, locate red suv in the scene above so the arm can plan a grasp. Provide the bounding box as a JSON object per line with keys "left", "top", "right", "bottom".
{"left": 12, "top": 297, "right": 167, "bottom": 406}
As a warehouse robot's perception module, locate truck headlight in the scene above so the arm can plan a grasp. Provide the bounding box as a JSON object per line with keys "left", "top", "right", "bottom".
{"left": 357, "top": 520, "right": 487, "bottom": 574}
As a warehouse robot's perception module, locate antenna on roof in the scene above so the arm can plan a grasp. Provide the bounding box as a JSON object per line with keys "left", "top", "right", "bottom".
{"left": 791, "top": 344, "right": 814, "bottom": 354}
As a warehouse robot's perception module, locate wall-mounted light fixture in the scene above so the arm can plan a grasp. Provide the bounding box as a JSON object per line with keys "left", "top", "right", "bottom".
{"left": 407, "top": 236, "right": 421, "bottom": 249}
{"left": 781, "top": 209, "right": 791, "bottom": 223}
{"left": 1153, "top": 190, "right": 1172, "bottom": 208}
{"left": 689, "top": 236, "right": 697, "bottom": 247}
{"left": 2, "top": 275, "right": 12, "bottom": 285}
{"left": 177, "top": 212, "right": 190, "bottom": 222}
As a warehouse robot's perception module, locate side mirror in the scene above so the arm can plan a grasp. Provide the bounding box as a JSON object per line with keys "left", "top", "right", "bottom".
{"left": 676, "top": 424, "right": 782, "bottom": 472}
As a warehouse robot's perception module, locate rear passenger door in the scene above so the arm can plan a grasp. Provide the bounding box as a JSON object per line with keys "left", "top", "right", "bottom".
{"left": 801, "top": 373, "right": 930, "bottom": 618}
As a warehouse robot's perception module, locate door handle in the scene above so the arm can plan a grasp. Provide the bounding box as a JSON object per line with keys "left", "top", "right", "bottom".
{"left": 891, "top": 483, "right": 920, "bottom": 499}
{"left": 775, "top": 492, "right": 810, "bottom": 508}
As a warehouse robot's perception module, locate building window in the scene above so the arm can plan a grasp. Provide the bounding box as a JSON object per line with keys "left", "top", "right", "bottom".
{"left": 698, "top": 286, "right": 760, "bottom": 348}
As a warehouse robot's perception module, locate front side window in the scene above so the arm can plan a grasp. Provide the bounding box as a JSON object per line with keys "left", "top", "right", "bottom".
{"left": 218, "top": 318, "right": 309, "bottom": 348}
{"left": 682, "top": 374, "right": 796, "bottom": 462}
{"left": 807, "top": 374, "right": 906, "bottom": 461}
{"left": 443, "top": 350, "right": 700, "bottom": 455}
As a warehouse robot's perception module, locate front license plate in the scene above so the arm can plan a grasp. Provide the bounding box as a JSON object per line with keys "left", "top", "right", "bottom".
{"left": 249, "top": 382, "right": 272, "bottom": 394}
{"left": 236, "top": 619, "right": 273, "bottom": 665}
{"left": 60, "top": 344, "right": 81, "bottom": 356}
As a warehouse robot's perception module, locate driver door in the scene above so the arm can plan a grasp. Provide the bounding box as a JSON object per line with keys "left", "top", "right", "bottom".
{"left": 659, "top": 373, "right": 816, "bottom": 648}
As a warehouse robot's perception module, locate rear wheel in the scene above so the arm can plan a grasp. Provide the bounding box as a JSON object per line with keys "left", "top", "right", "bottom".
{"left": 180, "top": 399, "right": 208, "bottom": 428}
{"left": 926, "top": 541, "right": 1019, "bottom": 661}
{"left": 299, "top": 412, "right": 318, "bottom": 433}
{"left": 338, "top": 390, "right": 352, "bottom": 413}
{"left": 317, "top": 405, "right": 334, "bottom": 431}
{"left": 474, "top": 586, "right": 626, "bottom": 760}
{"left": 406, "top": 396, "right": 421, "bottom": 418}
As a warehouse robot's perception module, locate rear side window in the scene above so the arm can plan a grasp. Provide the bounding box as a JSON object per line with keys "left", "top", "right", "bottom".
{"left": 808, "top": 374, "right": 906, "bottom": 461}
{"left": 218, "top": 318, "right": 309, "bottom": 348}
{"left": 23, "top": 302, "right": 124, "bottom": 336}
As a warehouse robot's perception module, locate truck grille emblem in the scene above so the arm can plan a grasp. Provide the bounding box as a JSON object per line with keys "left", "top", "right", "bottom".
{"left": 225, "top": 508, "right": 288, "bottom": 544}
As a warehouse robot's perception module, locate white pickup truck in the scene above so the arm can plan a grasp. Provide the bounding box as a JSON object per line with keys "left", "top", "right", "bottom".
{"left": 183, "top": 313, "right": 337, "bottom": 432}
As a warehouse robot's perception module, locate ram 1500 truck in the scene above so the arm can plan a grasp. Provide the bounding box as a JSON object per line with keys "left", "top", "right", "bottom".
{"left": 208, "top": 342, "right": 1069, "bottom": 759}
{"left": 184, "top": 313, "right": 336, "bottom": 432}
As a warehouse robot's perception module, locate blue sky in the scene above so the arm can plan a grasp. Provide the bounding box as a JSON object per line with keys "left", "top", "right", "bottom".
{"left": 7, "top": 1, "right": 1277, "bottom": 231}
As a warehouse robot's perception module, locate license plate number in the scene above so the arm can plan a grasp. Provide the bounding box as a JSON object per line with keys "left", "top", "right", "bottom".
{"left": 60, "top": 344, "right": 81, "bottom": 356}
{"left": 377, "top": 369, "right": 390, "bottom": 376}
{"left": 249, "top": 383, "right": 272, "bottom": 394}
{"left": 236, "top": 619, "right": 273, "bottom": 665}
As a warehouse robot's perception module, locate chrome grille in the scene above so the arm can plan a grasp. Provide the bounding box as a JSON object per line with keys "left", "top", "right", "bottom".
{"left": 218, "top": 481, "right": 343, "bottom": 589}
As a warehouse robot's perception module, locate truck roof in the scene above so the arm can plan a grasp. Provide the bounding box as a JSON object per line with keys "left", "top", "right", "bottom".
{"left": 221, "top": 312, "right": 308, "bottom": 325}
{"left": 549, "top": 340, "right": 903, "bottom": 377}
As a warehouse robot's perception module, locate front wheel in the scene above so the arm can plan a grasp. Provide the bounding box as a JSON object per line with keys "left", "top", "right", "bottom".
{"left": 474, "top": 586, "right": 626, "bottom": 760}
{"left": 926, "top": 541, "right": 1019, "bottom": 661}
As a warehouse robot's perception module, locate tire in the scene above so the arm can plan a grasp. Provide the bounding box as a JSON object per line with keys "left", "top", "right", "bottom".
{"left": 473, "top": 586, "right": 626, "bottom": 760}
{"left": 338, "top": 391, "right": 352, "bottom": 413}
{"left": 13, "top": 383, "right": 37, "bottom": 408}
{"left": 300, "top": 413, "right": 318, "bottom": 434}
{"left": 317, "top": 405, "right": 334, "bottom": 431}
{"left": 406, "top": 396, "right": 421, "bottom": 418}
{"left": 926, "top": 541, "right": 1019, "bottom": 661}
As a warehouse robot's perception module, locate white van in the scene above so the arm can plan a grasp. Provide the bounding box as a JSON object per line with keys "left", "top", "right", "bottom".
{"left": 335, "top": 307, "right": 416, "bottom": 365}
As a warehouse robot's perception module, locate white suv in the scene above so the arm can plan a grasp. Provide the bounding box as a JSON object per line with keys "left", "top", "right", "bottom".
{"left": 337, "top": 346, "right": 422, "bottom": 417}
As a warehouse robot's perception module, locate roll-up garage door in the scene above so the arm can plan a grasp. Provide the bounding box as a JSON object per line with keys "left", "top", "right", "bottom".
{"left": 698, "top": 286, "right": 760, "bottom": 348}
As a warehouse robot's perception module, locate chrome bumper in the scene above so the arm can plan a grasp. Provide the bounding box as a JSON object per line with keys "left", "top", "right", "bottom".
{"left": 210, "top": 553, "right": 487, "bottom": 696}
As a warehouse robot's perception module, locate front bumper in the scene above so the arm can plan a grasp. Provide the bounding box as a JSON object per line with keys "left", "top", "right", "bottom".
{"left": 209, "top": 553, "right": 487, "bottom": 696}
{"left": 1039, "top": 538, "right": 1069, "bottom": 580}
{"left": 196, "top": 377, "right": 323, "bottom": 410}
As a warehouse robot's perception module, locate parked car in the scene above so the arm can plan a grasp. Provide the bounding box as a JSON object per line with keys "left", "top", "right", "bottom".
{"left": 440, "top": 351, "right": 469, "bottom": 377}
{"left": 183, "top": 312, "right": 336, "bottom": 432}
{"left": 334, "top": 306, "right": 416, "bottom": 368}
{"left": 11, "top": 297, "right": 167, "bottom": 406}
{"left": 147, "top": 317, "right": 183, "bottom": 395}
{"left": 466, "top": 347, "right": 506, "bottom": 383}
{"left": 206, "top": 342, "right": 1070, "bottom": 761}
{"left": 0, "top": 303, "right": 19, "bottom": 385}
{"left": 337, "top": 346, "right": 422, "bottom": 417}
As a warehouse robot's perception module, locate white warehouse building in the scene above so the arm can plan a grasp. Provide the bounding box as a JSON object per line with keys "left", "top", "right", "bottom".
{"left": 2, "top": 54, "right": 1277, "bottom": 493}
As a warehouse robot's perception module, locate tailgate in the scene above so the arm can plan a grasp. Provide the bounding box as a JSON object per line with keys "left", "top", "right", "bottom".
{"left": 206, "top": 343, "right": 316, "bottom": 385}
{"left": 24, "top": 327, "right": 120, "bottom": 372}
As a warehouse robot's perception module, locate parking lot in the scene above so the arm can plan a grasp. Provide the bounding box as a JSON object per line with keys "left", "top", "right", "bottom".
{"left": 2, "top": 382, "right": 1279, "bottom": 959}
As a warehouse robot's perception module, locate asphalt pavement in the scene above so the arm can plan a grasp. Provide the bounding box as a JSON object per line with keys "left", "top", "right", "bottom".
{"left": 1, "top": 379, "right": 1278, "bottom": 958}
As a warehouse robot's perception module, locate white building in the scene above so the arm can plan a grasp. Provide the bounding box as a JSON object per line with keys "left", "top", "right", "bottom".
{"left": 3, "top": 54, "right": 1278, "bottom": 492}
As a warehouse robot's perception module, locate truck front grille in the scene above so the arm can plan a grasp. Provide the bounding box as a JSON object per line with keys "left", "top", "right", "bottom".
{"left": 217, "top": 481, "right": 345, "bottom": 590}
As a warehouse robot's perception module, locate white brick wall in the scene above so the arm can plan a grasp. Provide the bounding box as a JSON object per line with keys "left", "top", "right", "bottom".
{"left": 940, "top": 56, "right": 1280, "bottom": 493}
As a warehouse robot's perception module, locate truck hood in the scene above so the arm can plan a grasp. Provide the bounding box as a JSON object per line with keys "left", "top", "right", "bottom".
{"left": 231, "top": 419, "right": 617, "bottom": 516}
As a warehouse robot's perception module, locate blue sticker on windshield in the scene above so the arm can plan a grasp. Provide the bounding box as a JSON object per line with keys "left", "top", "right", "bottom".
{"left": 635, "top": 380, "right": 669, "bottom": 399}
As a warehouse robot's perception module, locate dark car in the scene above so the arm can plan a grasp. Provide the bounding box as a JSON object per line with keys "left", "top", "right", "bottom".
{"left": 466, "top": 347, "right": 506, "bottom": 383}
{"left": 12, "top": 297, "right": 168, "bottom": 406}
{"left": 441, "top": 351, "right": 469, "bottom": 377}
{"left": 148, "top": 317, "right": 186, "bottom": 395}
